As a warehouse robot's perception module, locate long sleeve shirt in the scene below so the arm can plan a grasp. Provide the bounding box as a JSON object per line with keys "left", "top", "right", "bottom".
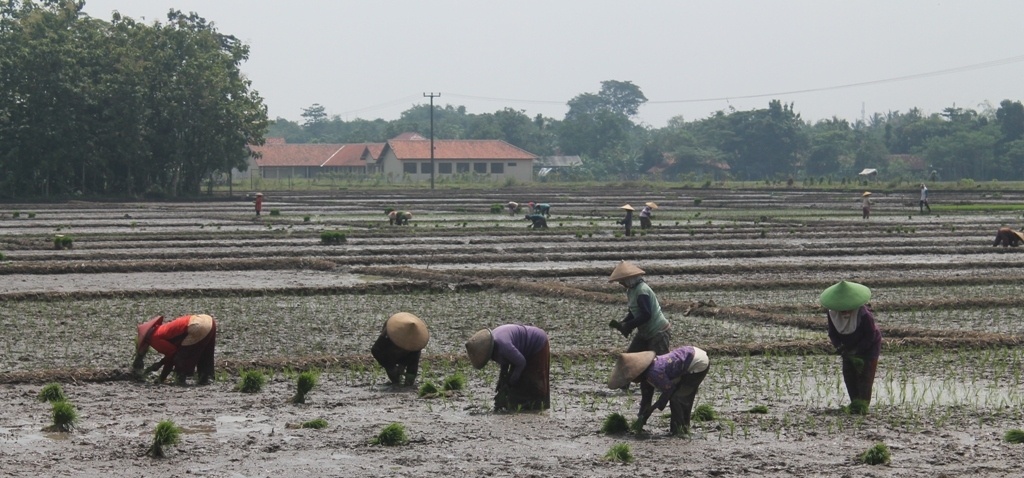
{"left": 620, "top": 281, "right": 669, "bottom": 339}
{"left": 490, "top": 324, "right": 548, "bottom": 384}
{"left": 826, "top": 306, "right": 882, "bottom": 359}
{"left": 149, "top": 315, "right": 193, "bottom": 358}
{"left": 370, "top": 327, "right": 421, "bottom": 376}
{"left": 639, "top": 346, "right": 707, "bottom": 413}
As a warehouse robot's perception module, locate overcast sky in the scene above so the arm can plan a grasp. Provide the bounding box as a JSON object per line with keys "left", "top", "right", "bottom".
{"left": 80, "top": 0, "right": 1024, "bottom": 128}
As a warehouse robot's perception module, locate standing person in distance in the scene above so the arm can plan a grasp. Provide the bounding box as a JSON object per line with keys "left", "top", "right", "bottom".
{"left": 919, "top": 184, "right": 931, "bottom": 213}
{"left": 861, "top": 192, "right": 872, "bottom": 219}
{"left": 617, "top": 204, "right": 635, "bottom": 236}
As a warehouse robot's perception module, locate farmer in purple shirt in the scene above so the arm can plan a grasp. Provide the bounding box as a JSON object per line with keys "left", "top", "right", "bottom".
{"left": 465, "top": 324, "right": 550, "bottom": 411}
{"left": 820, "top": 280, "right": 882, "bottom": 411}
{"left": 608, "top": 345, "right": 710, "bottom": 436}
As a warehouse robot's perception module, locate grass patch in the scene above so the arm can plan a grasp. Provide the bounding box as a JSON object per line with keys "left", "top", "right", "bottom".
{"left": 859, "top": 442, "right": 891, "bottom": 465}
{"left": 600, "top": 413, "right": 629, "bottom": 435}
{"left": 291, "top": 370, "right": 318, "bottom": 404}
{"left": 747, "top": 405, "right": 769, "bottom": 414}
{"left": 1005, "top": 429, "right": 1024, "bottom": 444}
{"left": 147, "top": 420, "right": 182, "bottom": 458}
{"left": 38, "top": 383, "right": 67, "bottom": 403}
{"left": 49, "top": 401, "right": 78, "bottom": 432}
{"left": 604, "top": 443, "right": 634, "bottom": 463}
{"left": 236, "top": 370, "right": 267, "bottom": 394}
{"left": 371, "top": 422, "right": 408, "bottom": 446}
{"left": 301, "top": 418, "right": 328, "bottom": 429}
{"left": 693, "top": 404, "right": 717, "bottom": 422}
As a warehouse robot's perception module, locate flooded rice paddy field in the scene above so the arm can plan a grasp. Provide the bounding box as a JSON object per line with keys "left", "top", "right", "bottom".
{"left": 1, "top": 186, "right": 1024, "bottom": 477}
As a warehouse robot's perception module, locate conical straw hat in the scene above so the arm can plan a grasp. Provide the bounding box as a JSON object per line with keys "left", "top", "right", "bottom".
{"left": 644, "top": 202, "right": 659, "bottom": 209}
{"left": 136, "top": 315, "right": 164, "bottom": 354}
{"left": 181, "top": 314, "right": 214, "bottom": 346}
{"left": 607, "top": 351, "right": 656, "bottom": 389}
{"left": 385, "top": 312, "right": 429, "bottom": 351}
{"left": 620, "top": 204, "right": 635, "bottom": 211}
{"left": 819, "top": 281, "right": 871, "bottom": 311}
{"left": 465, "top": 329, "right": 493, "bottom": 369}
{"left": 862, "top": 191, "right": 872, "bottom": 196}
{"left": 608, "top": 260, "right": 645, "bottom": 282}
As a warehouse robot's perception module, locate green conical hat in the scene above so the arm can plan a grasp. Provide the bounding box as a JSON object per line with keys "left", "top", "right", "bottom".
{"left": 819, "top": 281, "right": 871, "bottom": 311}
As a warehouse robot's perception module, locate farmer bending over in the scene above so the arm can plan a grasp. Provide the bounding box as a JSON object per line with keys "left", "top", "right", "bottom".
{"left": 466, "top": 324, "right": 550, "bottom": 411}
{"left": 525, "top": 214, "right": 548, "bottom": 229}
{"left": 993, "top": 227, "right": 1024, "bottom": 247}
{"left": 820, "top": 281, "right": 882, "bottom": 411}
{"left": 608, "top": 346, "right": 710, "bottom": 436}
{"left": 387, "top": 210, "right": 413, "bottom": 225}
{"left": 371, "top": 312, "right": 429, "bottom": 386}
{"left": 132, "top": 314, "right": 217, "bottom": 385}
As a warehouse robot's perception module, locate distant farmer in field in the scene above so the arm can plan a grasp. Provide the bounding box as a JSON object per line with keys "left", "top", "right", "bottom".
{"left": 919, "top": 184, "right": 931, "bottom": 213}
{"left": 465, "top": 324, "right": 550, "bottom": 411}
{"left": 387, "top": 210, "right": 412, "bottom": 225}
{"left": 819, "top": 281, "right": 882, "bottom": 411}
{"left": 525, "top": 213, "right": 548, "bottom": 229}
{"left": 533, "top": 203, "right": 551, "bottom": 218}
{"left": 617, "top": 204, "right": 635, "bottom": 236}
{"left": 506, "top": 201, "right": 520, "bottom": 216}
{"left": 254, "top": 192, "right": 263, "bottom": 216}
{"left": 371, "top": 312, "right": 429, "bottom": 387}
{"left": 861, "top": 192, "right": 872, "bottom": 219}
{"left": 132, "top": 314, "right": 217, "bottom": 386}
{"left": 607, "top": 261, "right": 671, "bottom": 357}
{"left": 639, "top": 202, "right": 657, "bottom": 229}
{"left": 608, "top": 345, "right": 710, "bottom": 436}
{"left": 993, "top": 227, "right": 1024, "bottom": 247}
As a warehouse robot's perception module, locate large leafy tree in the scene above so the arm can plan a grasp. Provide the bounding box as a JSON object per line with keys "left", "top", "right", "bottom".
{"left": 0, "top": 0, "right": 267, "bottom": 198}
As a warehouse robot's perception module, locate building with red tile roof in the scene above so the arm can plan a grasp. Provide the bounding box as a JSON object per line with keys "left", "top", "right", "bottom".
{"left": 249, "top": 139, "right": 380, "bottom": 178}
{"left": 378, "top": 138, "right": 537, "bottom": 183}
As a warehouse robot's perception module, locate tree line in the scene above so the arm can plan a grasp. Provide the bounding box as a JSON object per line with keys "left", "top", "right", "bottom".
{"left": 275, "top": 83, "right": 1024, "bottom": 184}
{"left": 0, "top": 0, "right": 267, "bottom": 199}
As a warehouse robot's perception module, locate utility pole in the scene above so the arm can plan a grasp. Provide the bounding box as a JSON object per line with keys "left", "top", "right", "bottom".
{"left": 424, "top": 92, "right": 440, "bottom": 190}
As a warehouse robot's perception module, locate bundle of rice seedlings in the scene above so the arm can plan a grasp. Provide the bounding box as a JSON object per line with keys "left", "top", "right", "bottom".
{"left": 604, "top": 443, "right": 634, "bottom": 463}
{"left": 693, "top": 404, "right": 717, "bottom": 422}
{"left": 301, "top": 418, "right": 328, "bottom": 429}
{"left": 291, "top": 371, "right": 318, "bottom": 404}
{"left": 371, "top": 422, "right": 408, "bottom": 446}
{"left": 1004, "top": 429, "right": 1024, "bottom": 444}
{"left": 37, "top": 383, "right": 67, "bottom": 403}
{"left": 442, "top": 373, "right": 466, "bottom": 392}
{"left": 600, "top": 413, "right": 629, "bottom": 435}
{"left": 859, "top": 442, "right": 891, "bottom": 465}
{"left": 629, "top": 418, "right": 646, "bottom": 434}
{"left": 147, "top": 420, "right": 182, "bottom": 458}
{"left": 844, "top": 399, "right": 870, "bottom": 415}
{"left": 748, "top": 405, "right": 769, "bottom": 414}
{"left": 418, "top": 382, "right": 439, "bottom": 398}
{"left": 49, "top": 401, "right": 78, "bottom": 432}
{"left": 236, "top": 370, "right": 266, "bottom": 394}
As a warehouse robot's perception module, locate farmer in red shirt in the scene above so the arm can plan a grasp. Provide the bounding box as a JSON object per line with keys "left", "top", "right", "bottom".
{"left": 132, "top": 314, "right": 217, "bottom": 385}
{"left": 254, "top": 192, "right": 263, "bottom": 216}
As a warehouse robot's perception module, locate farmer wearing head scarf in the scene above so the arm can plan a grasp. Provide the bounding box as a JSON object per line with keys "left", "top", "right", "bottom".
{"left": 387, "top": 210, "right": 413, "bottom": 225}
{"left": 617, "top": 204, "right": 635, "bottom": 236}
{"left": 819, "top": 281, "right": 882, "bottom": 409}
{"left": 608, "top": 346, "right": 710, "bottom": 435}
{"left": 993, "top": 227, "right": 1024, "bottom": 247}
{"left": 506, "top": 201, "right": 519, "bottom": 216}
{"left": 132, "top": 314, "right": 217, "bottom": 385}
{"left": 465, "top": 324, "right": 550, "bottom": 411}
{"left": 607, "top": 261, "right": 671, "bottom": 356}
{"left": 371, "top": 312, "right": 429, "bottom": 386}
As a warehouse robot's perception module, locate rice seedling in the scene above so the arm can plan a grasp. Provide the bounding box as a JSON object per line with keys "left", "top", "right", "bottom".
{"left": 371, "top": 422, "right": 408, "bottom": 446}
{"left": 48, "top": 401, "right": 78, "bottom": 432}
{"left": 37, "top": 383, "right": 67, "bottom": 403}
{"left": 418, "top": 381, "right": 439, "bottom": 398}
{"left": 269, "top": 209, "right": 281, "bottom": 216}
{"left": 301, "top": 418, "right": 328, "bottom": 429}
{"left": 600, "top": 413, "right": 629, "bottom": 435}
{"left": 747, "top": 405, "right": 769, "bottom": 414}
{"left": 1004, "top": 429, "right": 1024, "bottom": 444}
{"left": 442, "top": 373, "right": 466, "bottom": 392}
{"left": 844, "top": 399, "right": 869, "bottom": 415}
{"left": 320, "top": 230, "right": 346, "bottom": 244}
{"left": 693, "top": 404, "right": 717, "bottom": 422}
{"left": 147, "top": 420, "right": 182, "bottom": 458}
{"left": 291, "top": 370, "right": 318, "bottom": 404}
{"left": 236, "top": 370, "right": 267, "bottom": 393}
{"left": 604, "top": 443, "right": 634, "bottom": 463}
{"left": 859, "top": 442, "right": 891, "bottom": 465}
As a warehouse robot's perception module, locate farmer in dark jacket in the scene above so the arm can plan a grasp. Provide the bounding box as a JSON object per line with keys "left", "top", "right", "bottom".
{"left": 617, "top": 204, "right": 635, "bottom": 236}
{"left": 371, "top": 312, "right": 429, "bottom": 386}
{"left": 607, "top": 261, "right": 671, "bottom": 356}
{"left": 820, "top": 280, "right": 882, "bottom": 410}
{"left": 525, "top": 214, "right": 548, "bottom": 229}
